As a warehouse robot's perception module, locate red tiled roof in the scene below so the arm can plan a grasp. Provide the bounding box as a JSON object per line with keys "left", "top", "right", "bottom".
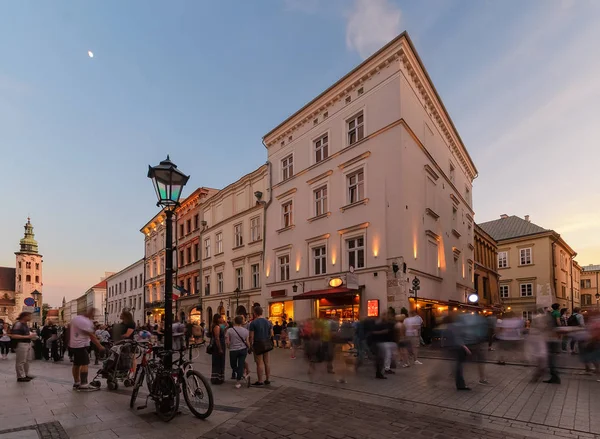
{"left": 92, "top": 280, "right": 107, "bottom": 289}
{"left": 0, "top": 267, "right": 16, "bottom": 292}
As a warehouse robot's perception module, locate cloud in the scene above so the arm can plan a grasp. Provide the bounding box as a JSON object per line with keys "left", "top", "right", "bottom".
{"left": 345, "top": 0, "right": 401, "bottom": 59}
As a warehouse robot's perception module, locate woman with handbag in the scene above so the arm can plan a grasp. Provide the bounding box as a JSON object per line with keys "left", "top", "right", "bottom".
{"left": 225, "top": 315, "right": 251, "bottom": 388}
{"left": 208, "top": 314, "right": 226, "bottom": 385}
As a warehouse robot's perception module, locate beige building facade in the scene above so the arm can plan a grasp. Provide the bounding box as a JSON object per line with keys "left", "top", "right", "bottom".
{"left": 262, "top": 32, "right": 477, "bottom": 323}
{"left": 479, "top": 215, "right": 579, "bottom": 320}
{"left": 581, "top": 264, "right": 600, "bottom": 311}
{"left": 474, "top": 225, "right": 500, "bottom": 308}
{"left": 106, "top": 260, "right": 144, "bottom": 325}
{"left": 197, "top": 165, "right": 269, "bottom": 324}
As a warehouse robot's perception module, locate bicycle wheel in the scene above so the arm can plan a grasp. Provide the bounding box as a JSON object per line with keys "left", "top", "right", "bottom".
{"left": 146, "top": 359, "right": 159, "bottom": 392}
{"left": 153, "top": 372, "right": 180, "bottom": 422}
{"left": 129, "top": 366, "right": 145, "bottom": 409}
{"left": 182, "top": 369, "right": 214, "bottom": 419}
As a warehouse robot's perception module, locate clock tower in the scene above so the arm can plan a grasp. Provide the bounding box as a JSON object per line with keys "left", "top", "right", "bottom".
{"left": 13, "top": 218, "right": 43, "bottom": 326}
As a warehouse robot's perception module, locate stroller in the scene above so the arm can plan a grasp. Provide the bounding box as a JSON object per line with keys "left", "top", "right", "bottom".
{"left": 91, "top": 341, "right": 136, "bottom": 390}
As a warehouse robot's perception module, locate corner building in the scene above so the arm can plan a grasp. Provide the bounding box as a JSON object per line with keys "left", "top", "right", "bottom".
{"left": 262, "top": 32, "right": 477, "bottom": 323}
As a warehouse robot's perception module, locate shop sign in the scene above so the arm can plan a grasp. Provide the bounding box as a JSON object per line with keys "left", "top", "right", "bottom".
{"left": 347, "top": 268, "right": 359, "bottom": 290}
{"left": 367, "top": 299, "right": 379, "bottom": 317}
{"left": 271, "top": 289, "right": 287, "bottom": 298}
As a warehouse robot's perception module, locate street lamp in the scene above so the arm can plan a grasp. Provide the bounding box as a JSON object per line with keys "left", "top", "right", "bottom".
{"left": 234, "top": 288, "right": 241, "bottom": 315}
{"left": 148, "top": 155, "right": 189, "bottom": 369}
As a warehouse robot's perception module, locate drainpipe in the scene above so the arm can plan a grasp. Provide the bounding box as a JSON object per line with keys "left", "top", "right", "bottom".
{"left": 551, "top": 242, "right": 557, "bottom": 305}
{"left": 570, "top": 257, "right": 574, "bottom": 311}
{"left": 260, "top": 155, "right": 273, "bottom": 264}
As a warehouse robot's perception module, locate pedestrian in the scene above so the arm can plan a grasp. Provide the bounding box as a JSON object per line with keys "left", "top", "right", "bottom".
{"left": 0, "top": 321, "right": 11, "bottom": 360}
{"left": 560, "top": 308, "right": 569, "bottom": 352}
{"left": 70, "top": 308, "right": 105, "bottom": 391}
{"left": 173, "top": 318, "right": 186, "bottom": 352}
{"left": 226, "top": 315, "right": 250, "bottom": 388}
{"left": 404, "top": 310, "right": 424, "bottom": 365}
{"left": 273, "top": 321, "right": 282, "bottom": 348}
{"left": 10, "top": 312, "right": 37, "bottom": 382}
{"left": 567, "top": 307, "right": 584, "bottom": 354}
{"left": 544, "top": 304, "right": 562, "bottom": 384}
{"left": 209, "top": 314, "right": 226, "bottom": 385}
{"left": 40, "top": 321, "right": 53, "bottom": 360}
{"left": 249, "top": 306, "right": 274, "bottom": 386}
{"left": 48, "top": 323, "right": 60, "bottom": 362}
{"left": 451, "top": 312, "right": 489, "bottom": 390}
{"left": 495, "top": 312, "right": 524, "bottom": 365}
{"left": 280, "top": 321, "right": 288, "bottom": 349}
{"left": 394, "top": 315, "right": 410, "bottom": 367}
{"left": 288, "top": 320, "right": 300, "bottom": 359}
{"left": 94, "top": 325, "right": 110, "bottom": 364}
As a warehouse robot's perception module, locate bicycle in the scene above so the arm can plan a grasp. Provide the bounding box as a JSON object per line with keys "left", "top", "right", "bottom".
{"left": 132, "top": 343, "right": 214, "bottom": 421}
{"left": 129, "top": 342, "right": 161, "bottom": 408}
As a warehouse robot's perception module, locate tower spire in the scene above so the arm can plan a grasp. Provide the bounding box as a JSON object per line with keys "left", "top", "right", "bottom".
{"left": 19, "top": 217, "right": 39, "bottom": 254}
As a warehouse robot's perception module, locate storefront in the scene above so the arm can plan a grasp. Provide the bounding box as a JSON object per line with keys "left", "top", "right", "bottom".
{"left": 189, "top": 308, "right": 202, "bottom": 325}
{"left": 268, "top": 301, "right": 294, "bottom": 324}
{"left": 293, "top": 287, "right": 360, "bottom": 322}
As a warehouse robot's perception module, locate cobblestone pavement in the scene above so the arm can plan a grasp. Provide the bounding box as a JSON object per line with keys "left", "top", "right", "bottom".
{"left": 201, "top": 386, "right": 596, "bottom": 439}
{"left": 0, "top": 422, "right": 68, "bottom": 439}
{"left": 1, "top": 348, "right": 599, "bottom": 439}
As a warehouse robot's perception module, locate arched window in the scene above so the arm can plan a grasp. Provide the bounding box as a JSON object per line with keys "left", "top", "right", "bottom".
{"left": 18, "top": 275, "right": 21, "bottom": 281}
{"left": 18, "top": 262, "right": 21, "bottom": 268}
{"left": 26, "top": 275, "right": 31, "bottom": 282}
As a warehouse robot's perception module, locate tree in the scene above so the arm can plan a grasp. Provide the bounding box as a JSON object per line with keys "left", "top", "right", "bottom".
{"left": 41, "top": 303, "right": 50, "bottom": 324}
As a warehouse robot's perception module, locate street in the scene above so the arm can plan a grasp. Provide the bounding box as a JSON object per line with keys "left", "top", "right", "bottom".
{"left": 0, "top": 347, "right": 599, "bottom": 439}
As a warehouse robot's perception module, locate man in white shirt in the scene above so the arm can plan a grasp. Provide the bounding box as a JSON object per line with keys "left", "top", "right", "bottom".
{"left": 70, "top": 308, "right": 104, "bottom": 391}
{"left": 404, "top": 311, "right": 424, "bottom": 365}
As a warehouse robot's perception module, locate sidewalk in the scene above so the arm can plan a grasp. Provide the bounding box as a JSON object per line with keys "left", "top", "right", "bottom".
{"left": 1, "top": 347, "right": 599, "bottom": 439}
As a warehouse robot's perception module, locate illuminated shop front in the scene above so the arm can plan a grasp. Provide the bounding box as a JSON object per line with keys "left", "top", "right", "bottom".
{"left": 293, "top": 287, "right": 360, "bottom": 322}
{"left": 268, "top": 301, "right": 294, "bottom": 324}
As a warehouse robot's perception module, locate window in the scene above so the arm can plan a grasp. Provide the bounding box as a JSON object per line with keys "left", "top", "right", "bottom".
{"left": 179, "top": 250, "right": 184, "bottom": 267}
{"left": 204, "top": 238, "right": 211, "bottom": 258}
{"left": 251, "top": 264, "right": 260, "bottom": 289}
{"left": 236, "top": 268, "right": 244, "bottom": 290}
{"left": 26, "top": 262, "right": 31, "bottom": 269}
{"left": 35, "top": 276, "right": 39, "bottom": 283}
{"left": 18, "top": 262, "right": 21, "bottom": 269}
{"left": 234, "top": 224, "right": 243, "bottom": 247}
{"left": 160, "top": 258, "right": 164, "bottom": 274}
{"left": 314, "top": 186, "right": 327, "bottom": 216}
{"left": 186, "top": 219, "right": 192, "bottom": 234}
{"left": 139, "top": 274, "right": 142, "bottom": 286}
{"left": 124, "top": 281, "right": 127, "bottom": 293}
{"left": 452, "top": 206, "right": 458, "bottom": 229}
{"left": 204, "top": 275, "right": 210, "bottom": 296}
{"left": 347, "top": 112, "right": 364, "bottom": 145}
{"left": 186, "top": 247, "right": 192, "bottom": 265}
{"left": 282, "top": 154, "right": 294, "bottom": 181}
{"left": 520, "top": 283, "right": 533, "bottom": 297}
{"left": 520, "top": 248, "right": 532, "bottom": 265}
{"left": 130, "top": 278, "right": 133, "bottom": 290}
{"left": 279, "top": 255, "right": 290, "bottom": 281}
{"left": 500, "top": 285, "right": 509, "bottom": 298}
{"left": 179, "top": 224, "right": 184, "bottom": 238}
{"left": 582, "top": 279, "right": 592, "bottom": 289}
{"left": 134, "top": 276, "right": 137, "bottom": 289}
{"left": 194, "top": 214, "right": 200, "bottom": 230}
{"left": 561, "top": 285, "right": 567, "bottom": 298}
{"left": 250, "top": 217, "right": 261, "bottom": 242}
{"left": 449, "top": 162, "right": 455, "bottom": 184}
{"left": 194, "top": 243, "right": 200, "bottom": 261}
{"left": 217, "top": 272, "right": 223, "bottom": 294}
{"left": 216, "top": 232, "right": 223, "bottom": 254}
{"left": 498, "top": 251, "right": 508, "bottom": 269}
{"left": 282, "top": 201, "right": 293, "bottom": 228}
{"left": 35, "top": 263, "right": 39, "bottom": 270}
{"left": 522, "top": 311, "right": 533, "bottom": 322}
{"left": 560, "top": 252, "right": 565, "bottom": 270}
{"left": 582, "top": 294, "right": 592, "bottom": 306}
{"left": 119, "top": 282, "right": 122, "bottom": 294}
{"left": 346, "top": 237, "right": 365, "bottom": 269}
{"left": 194, "top": 276, "right": 199, "bottom": 294}
{"left": 314, "top": 134, "right": 329, "bottom": 163}
{"left": 347, "top": 170, "right": 364, "bottom": 204}
{"left": 313, "top": 246, "right": 327, "bottom": 275}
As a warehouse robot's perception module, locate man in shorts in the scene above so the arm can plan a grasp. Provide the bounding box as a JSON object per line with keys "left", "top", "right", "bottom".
{"left": 249, "top": 306, "right": 273, "bottom": 386}
{"left": 70, "top": 308, "right": 104, "bottom": 391}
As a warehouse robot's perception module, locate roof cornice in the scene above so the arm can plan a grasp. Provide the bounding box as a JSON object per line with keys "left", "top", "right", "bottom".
{"left": 263, "top": 32, "right": 477, "bottom": 180}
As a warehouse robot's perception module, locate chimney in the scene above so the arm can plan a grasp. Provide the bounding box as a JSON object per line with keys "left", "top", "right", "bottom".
{"left": 500, "top": 214, "right": 508, "bottom": 219}
{"left": 525, "top": 215, "right": 530, "bottom": 222}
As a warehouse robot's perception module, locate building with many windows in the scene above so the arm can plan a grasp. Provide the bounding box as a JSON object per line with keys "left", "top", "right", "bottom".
{"left": 262, "top": 32, "right": 477, "bottom": 323}
{"left": 174, "top": 187, "right": 219, "bottom": 322}
{"left": 479, "top": 214, "right": 579, "bottom": 319}
{"left": 106, "top": 259, "right": 144, "bottom": 325}
{"left": 581, "top": 264, "right": 600, "bottom": 311}
{"left": 474, "top": 225, "right": 500, "bottom": 309}
{"left": 196, "top": 165, "right": 268, "bottom": 324}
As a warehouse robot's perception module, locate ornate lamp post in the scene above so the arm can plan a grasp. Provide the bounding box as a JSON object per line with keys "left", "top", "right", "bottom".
{"left": 148, "top": 156, "right": 189, "bottom": 368}
{"left": 234, "top": 288, "right": 241, "bottom": 315}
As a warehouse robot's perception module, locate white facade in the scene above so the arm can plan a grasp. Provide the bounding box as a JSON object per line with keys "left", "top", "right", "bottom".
{"left": 262, "top": 32, "right": 477, "bottom": 322}
{"left": 106, "top": 260, "right": 144, "bottom": 325}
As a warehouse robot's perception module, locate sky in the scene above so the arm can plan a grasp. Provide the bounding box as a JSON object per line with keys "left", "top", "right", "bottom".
{"left": 1, "top": 0, "right": 599, "bottom": 307}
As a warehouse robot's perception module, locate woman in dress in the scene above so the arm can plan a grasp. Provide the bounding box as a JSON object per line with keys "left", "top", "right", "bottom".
{"left": 210, "top": 314, "right": 226, "bottom": 384}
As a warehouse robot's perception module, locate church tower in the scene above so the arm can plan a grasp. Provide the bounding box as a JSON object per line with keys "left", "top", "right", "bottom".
{"left": 13, "top": 218, "right": 43, "bottom": 325}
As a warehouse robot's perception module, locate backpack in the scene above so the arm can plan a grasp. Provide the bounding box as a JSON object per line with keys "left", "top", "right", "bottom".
{"left": 567, "top": 314, "right": 579, "bottom": 327}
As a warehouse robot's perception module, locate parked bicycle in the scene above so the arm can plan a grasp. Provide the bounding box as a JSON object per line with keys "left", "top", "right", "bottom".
{"left": 131, "top": 343, "right": 213, "bottom": 421}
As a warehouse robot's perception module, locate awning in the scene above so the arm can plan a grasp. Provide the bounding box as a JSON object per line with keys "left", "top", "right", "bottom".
{"left": 293, "top": 287, "right": 357, "bottom": 301}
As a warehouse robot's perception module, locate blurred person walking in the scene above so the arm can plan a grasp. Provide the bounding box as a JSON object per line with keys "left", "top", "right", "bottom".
{"left": 209, "top": 314, "right": 226, "bottom": 385}
{"left": 495, "top": 312, "right": 524, "bottom": 365}
{"left": 405, "top": 310, "right": 424, "bottom": 365}
{"left": 0, "top": 321, "right": 11, "bottom": 359}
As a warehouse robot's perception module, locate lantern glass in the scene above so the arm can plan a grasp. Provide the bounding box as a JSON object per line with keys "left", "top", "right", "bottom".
{"left": 148, "top": 156, "right": 189, "bottom": 207}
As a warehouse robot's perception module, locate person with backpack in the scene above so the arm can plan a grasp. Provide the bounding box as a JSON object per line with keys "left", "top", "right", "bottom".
{"left": 567, "top": 308, "right": 584, "bottom": 354}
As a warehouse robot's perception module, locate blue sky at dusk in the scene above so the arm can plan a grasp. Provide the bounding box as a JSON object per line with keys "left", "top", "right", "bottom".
{"left": 1, "top": 0, "right": 599, "bottom": 307}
